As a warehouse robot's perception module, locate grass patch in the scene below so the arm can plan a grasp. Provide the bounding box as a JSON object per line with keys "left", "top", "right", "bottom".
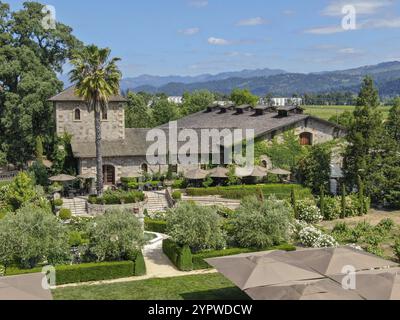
{"left": 304, "top": 105, "right": 390, "bottom": 121}
{"left": 52, "top": 273, "right": 249, "bottom": 300}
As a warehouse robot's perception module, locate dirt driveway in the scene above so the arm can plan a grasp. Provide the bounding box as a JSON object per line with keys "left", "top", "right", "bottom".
{"left": 318, "top": 209, "right": 400, "bottom": 231}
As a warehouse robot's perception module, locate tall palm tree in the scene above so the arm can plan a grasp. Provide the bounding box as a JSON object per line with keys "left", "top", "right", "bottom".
{"left": 69, "top": 45, "right": 122, "bottom": 196}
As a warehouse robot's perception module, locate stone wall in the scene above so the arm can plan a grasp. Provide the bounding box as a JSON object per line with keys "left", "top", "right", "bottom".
{"left": 87, "top": 200, "right": 147, "bottom": 216}
{"left": 55, "top": 101, "right": 125, "bottom": 142}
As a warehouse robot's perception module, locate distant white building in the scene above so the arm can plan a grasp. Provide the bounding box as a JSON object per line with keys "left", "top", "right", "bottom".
{"left": 271, "top": 97, "right": 303, "bottom": 107}
{"left": 168, "top": 96, "right": 184, "bottom": 104}
{"left": 259, "top": 97, "right": 303, "bottom": 106}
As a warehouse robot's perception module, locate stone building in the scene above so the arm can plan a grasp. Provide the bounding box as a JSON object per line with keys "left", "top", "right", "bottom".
{"left": 49, "top": 87, "right": 345, "bottom": 186}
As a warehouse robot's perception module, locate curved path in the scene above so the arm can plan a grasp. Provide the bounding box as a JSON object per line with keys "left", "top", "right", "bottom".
{"left": 57, "top": 233, "right": 216, "bottom": 289}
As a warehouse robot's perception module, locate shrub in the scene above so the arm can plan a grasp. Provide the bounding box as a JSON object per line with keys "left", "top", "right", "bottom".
{"left": 55, "top": 261, "right": 134, "bottom": 285}
{"left": 4, "top": 172, "right": 36, "bottom": 211}
{"left": 53, "top": 199, "right": 63, "bottom": 207}
{"left": 172, "top": 180, "right": 186, "bottom": 189}
{"left": 86, "top": 210, "right": 145, "bottom": 262}
{"left": 68, "top": 230, "right": 86, "bottom": 247}
{"left": 0, "top": 205, "right": 69, "bottom": 268}
{"left": 144, "top": 218, "right": 167, "bottom": 234}
{"left": 133, "top": 250, "right": 146, "bottom": 276}
{"left": 192, "top": 244, "right": 296, "bottom": 270}
{"left": 296, "top": 199, "right": 322, "bottom": 223}
{"left": 232, "top": 196, "right": 293, "bottom": 249}
{"left": 166, "top": 202, "right": 226, "bottom": 253}
{"left": 88, "top": 190, "right": 145, "bottom": 205}
{"left": 172, "top": 191, "right": 182, "bottom": 201}
{"left": 298, "top": 224, "right": 338, "bottom": 248}
{"left": 186, "top": 184, "right": 312, "bottom": 200}
{"left": 162, "top": 239, "right": 193, "bottom": 271}
{"left": 376, "top": 218, "right": 395, "bottom": 234}
{"left": 59, "top": 208, "right": 72, "bottom": 221}
{"left": 394, "top": 239, "right": 400, "bottom": 262}
{"left": 322, "top": 197, "right": 341, "bottom": 221}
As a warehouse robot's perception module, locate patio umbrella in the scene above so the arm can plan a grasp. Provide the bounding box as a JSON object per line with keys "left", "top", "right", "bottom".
{"left": 0, "top": 273, "right": 53, "bottom": 300}
{"left": 330, "top": 268, "right": 400, "bottom": 300}
{"left": 48, "top": 174, "right": 76, "bottom": 182}
{"left": 206, "top": 251, "right": 323, "bottom": 291}
{"left": 245, "top": 278, "right": 363, "bottom": 300}
{"left": 286, "top": 247, "right": 398, "bottom": 275}
{"left": 184, "top": 168, "right": 209, "bottom": 180}
{"left": 249, "top": 166, "right": 268, "bottom": 178}
{"left": 77, "top": 173, "right": 96, "bottom": 179}
{"left": 269, "top": 168, "right": 291, "bottom": 176}
{"left": 208, "top": 167, "right": 229, "bottom": 179}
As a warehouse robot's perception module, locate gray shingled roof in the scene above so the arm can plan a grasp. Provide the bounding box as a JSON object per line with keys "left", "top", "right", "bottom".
{"left": 159, "top": 108, "right": 312, "bottom": 136}
{"left": 48, "top": 86, "right": 127, "bottom": 102}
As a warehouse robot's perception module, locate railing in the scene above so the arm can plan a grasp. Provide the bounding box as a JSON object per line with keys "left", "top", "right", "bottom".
{"left": 165, "top": 187, "right": 176, "bottom": 208}
{"left": 0, "top": 170, "right": 19, "bottom": 181}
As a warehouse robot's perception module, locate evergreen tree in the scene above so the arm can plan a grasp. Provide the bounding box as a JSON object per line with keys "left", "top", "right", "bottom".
{"left": 386, "top": 97, "right": 400, "bottom": 143}
{"left": 35, "top": 136, "right": 44, "bottom": 164}
{"left": 343, "top": 76, "right": 383, "bottom": 198}
{"left": 125, "top": 92, "right": 154, "bottom": 128}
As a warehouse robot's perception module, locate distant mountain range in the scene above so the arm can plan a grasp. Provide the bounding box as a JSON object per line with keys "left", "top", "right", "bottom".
{"left": 120, "top": 61, "right": 400, "bottom": 97}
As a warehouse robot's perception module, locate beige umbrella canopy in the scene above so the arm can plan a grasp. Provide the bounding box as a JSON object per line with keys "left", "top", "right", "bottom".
{"left": 208, "top": 167, "right": 229, "bottom": 178}
{"left": 269, "top": 168, "right": 291, "bottom": 176}
{"left": 245, "top": 278, "right": 363, "bottom": 300}
{"left": 206, "top": 251, "right": 323, "bottom": 291}
{"left": 249, "top": 166, "right": 268, "bottom": 178}
{"left": 287, "top": 247, "right": 398, "bottom": 275}
{"left": 184, "top": 168, "right": 209, "bottom": 180}
{"left": 330, "top": 268, "right": 400, "bottom": 300}
{"left": 48, "top": 174, "right": 76, "bottom": 182}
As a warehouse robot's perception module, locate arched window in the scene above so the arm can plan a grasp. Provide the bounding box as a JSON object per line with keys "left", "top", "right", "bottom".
{"left": 74, "top": 108, "right": 81, "bottom": 121}
{"left": 102, "top": 111, "right": 108, "bottom": 120}
{"left": 141, "top": 163, "right": 148, "bottom": 173}
{"left": 300, "top": 132, "right": 313, "bottom": 146}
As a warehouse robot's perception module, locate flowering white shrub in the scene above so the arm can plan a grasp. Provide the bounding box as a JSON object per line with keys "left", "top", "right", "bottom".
{"left": 296, "top": 199, "right": 322, "bottom": 223}
{"left": 296, "top": 221, "right": 338, "bottom": 248}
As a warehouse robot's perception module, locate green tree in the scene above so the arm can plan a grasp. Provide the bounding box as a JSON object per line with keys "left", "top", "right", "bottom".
{"left": 328, "top": 111, "right": 354, "bottom": 129}
{"left": 35, "top": 136, "right": 44, "bottom": 163}
{"left": 5, "top": 172, "right": 36, "bottom": 211}
{"left": 0, "top": 2, "right": 81, "bottom": 166}
{"left": 0, "top": 204, "right": 69, "bottom": 269}
{"left": 69, "top": 45, "right": 122, "bottom": 196}
{"left": 125, "top": 91, "right": 154, "bottom": 128}
{"left": 86, "top": 210, "right": 145, "bottom": 262}
{"left": 166, "top": 202, "right": 226, "bottom": 253}
{"left": 343, "top": 76, "right": 384, "bottom": 196}
{"left": 232, "top": 196, "right": 293, "bottom": 249}
{"left": 297, "top": 144, "right": 332, "bottom": 193}
{"left": 230, "top": 88, "right": 259, "bottom": 106}
{"left": 182, "top": 90, "right": 215, "bottom": 115}
{"left": 151, "top": 99, "right": 179, "bottom": 126}
{"left": 386, "top": 97, "right": 400, "bottom": 143}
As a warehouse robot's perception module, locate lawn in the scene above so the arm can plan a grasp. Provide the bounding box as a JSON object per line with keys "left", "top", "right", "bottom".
{"left": 53, "top": 273, "right": 249, "bottom": 300}
{"left": 304, "top": 105, "right": 391, "bottom": 121}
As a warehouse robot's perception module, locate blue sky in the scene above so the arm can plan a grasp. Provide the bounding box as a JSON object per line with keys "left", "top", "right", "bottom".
{"left": 8, "top": 0, "right": 400, "bottom": 77}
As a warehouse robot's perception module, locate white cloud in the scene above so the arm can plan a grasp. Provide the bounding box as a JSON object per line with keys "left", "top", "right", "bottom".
{"left": 338, "top": 47, "right": 358, "bottom": 54}
{"left": 179, "top": 27, "right": 200, "bottom": 35}
{"left": 189, "top": 0, "right": 208, "bottom": 8}
{"left": 304, "top": 25, "right": 348, "bottom": 34}
{"left": 224, "top": 51, "right": 255, "bottom": 57}
{"left": 208, "top": 37, "right": 231, "bottom": 45}
{"left": 236, "top": 17, "right": 268, "bottom": 26}
{"left": 362, "top": 17, "right": 400, "bottom": 28}
{"left": 322, "top": 0, "right": 393, "bottom": 16}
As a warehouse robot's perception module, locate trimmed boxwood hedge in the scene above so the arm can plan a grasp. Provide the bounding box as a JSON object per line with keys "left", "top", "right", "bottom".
{"left": 162, "top": 239, "right": 296, "bottom": 271}
{"left": 191, "top": 244, "right": 296, "bottom": 270}
{"left": 162, "top": 239, "right": 193, "bottom": 271}
{"left": 145, "top": 218, "right": 167, "bottom": 234}
{"left": 133, "top": 251, "right": 146, "bottom": 276}
{"left": 55, "top": 261, "right": 134, "bottom": 285}
{"left": 186, "top": 184, "right": 312, "bottom": 200}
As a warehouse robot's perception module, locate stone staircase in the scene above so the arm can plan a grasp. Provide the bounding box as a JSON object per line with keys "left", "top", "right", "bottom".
{"left": 62, "top": 197, "right": 88, "bottom": 216}
{"left": 144, "top": 191, "right": 170, "bottom": 214}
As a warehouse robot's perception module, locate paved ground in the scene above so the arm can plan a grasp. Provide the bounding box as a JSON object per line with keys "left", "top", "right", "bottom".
{"left": 57, "top": 233, "right": 216, "bottom": 289}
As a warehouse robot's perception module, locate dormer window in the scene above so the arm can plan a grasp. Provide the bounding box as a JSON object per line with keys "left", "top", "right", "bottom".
{"left": 74, "top": 108, "right": 81, "bottom": 121}
{"left": 102, "top": 111, "right": 108, "bottom": 121}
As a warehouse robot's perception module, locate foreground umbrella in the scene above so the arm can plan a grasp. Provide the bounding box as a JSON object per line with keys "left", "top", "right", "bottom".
{"left": 0, "top": 273, "right": 52, "bottom": 300}
{"left": 249, "top": 166, "right": 268, "bottom": 178}
{"left": 206, "top": 251, "right": 323, "bottom": 290}
{"left": 245, "top": 278, "right": 363, "bottom": 300}
{"left": 48, "top": 174, "right": 76, "bottom": 182}
{"left": 184, "top": 168, "right": 209, "bottom": 180}
{"left": 286, "top": 247, "right": 398, "bottom": 275}
{"left": 268, "top": 168, "right": 291, "bottom": 176}
{"left": 208, "top": 167, "right": 229, "bottom": 179}
{"left": 330, "top": 268, "right": 400, "bottom": 300}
